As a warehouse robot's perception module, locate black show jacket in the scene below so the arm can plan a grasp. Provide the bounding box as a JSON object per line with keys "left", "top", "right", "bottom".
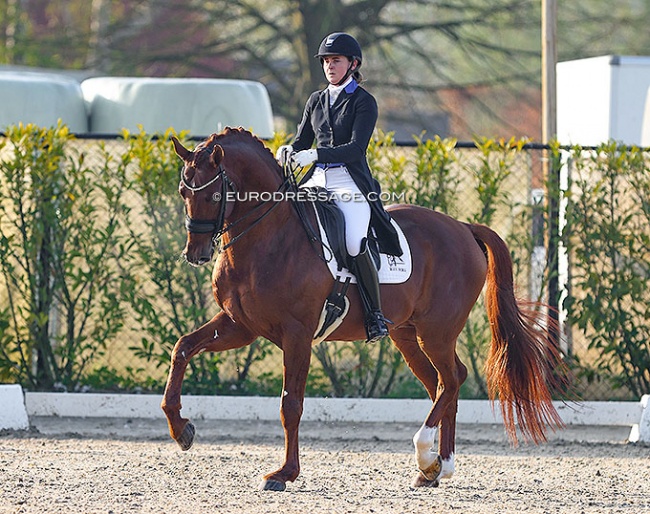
{"left": 292, "top": 81, "right": 402, "bottom": 256}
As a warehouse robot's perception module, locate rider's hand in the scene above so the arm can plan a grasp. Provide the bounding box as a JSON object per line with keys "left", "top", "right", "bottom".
{"left": 292, "top": 149, "right": 318, "bottom": 168}
{"left": 275, "top": 145, "right": 293, "bottom": 166}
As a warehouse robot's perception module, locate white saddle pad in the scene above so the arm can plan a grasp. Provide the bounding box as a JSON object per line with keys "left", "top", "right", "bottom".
{"left": 314, "top": 206, "right": 412, "bottom": 284}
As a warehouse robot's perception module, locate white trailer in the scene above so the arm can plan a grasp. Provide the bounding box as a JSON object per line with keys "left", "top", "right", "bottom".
{"left": 81, "top": 77, "right": 274, "bottom": 138}
{"left": 0, "top": 70, "right": 275, "bottom": 138}
{"left": 557, "top": 55, "right": 650, "bottom": 146}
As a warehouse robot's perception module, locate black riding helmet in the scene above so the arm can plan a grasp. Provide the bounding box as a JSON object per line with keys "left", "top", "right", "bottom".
{"left": 315, "top": 32, "right": 363, "bottom": 86}
{"left": 315, "top": 32, "right": 362, "bottom": 67}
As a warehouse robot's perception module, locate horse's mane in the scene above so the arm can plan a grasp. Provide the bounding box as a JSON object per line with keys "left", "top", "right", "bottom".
{"left": 195, "top": 127, "right": 279, "bottom": 170}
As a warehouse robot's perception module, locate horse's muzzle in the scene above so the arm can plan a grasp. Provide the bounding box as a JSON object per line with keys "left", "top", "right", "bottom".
{"left": 184, "top": 254, "right": 213, "bottom": 267}
{"left": 182, "top": 246, "right": 214, "bottom": 267}
{"left": 182, "top": 231, "right": 216, "bottom": 266}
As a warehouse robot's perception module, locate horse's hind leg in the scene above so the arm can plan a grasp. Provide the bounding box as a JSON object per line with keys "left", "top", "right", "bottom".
{"left": 161, "top": 311, "right": 256, "bottom": 450}
{"left": 390, "top": 326, "right": 443, "bottom": 486}
{"left": 391, "top": 325, "right": 466, "bottom": 488}
{"left": 435, "top": 354, "right": 467, "bottom": 480}
{"left": 415, "top": 342, "right": 467, "bottom": 487}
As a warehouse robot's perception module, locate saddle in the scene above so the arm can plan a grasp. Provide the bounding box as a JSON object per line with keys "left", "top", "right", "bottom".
{"left": 308, "top": 187, "right": 352, "bottom": 271}
{"left": 303, "top": 186, "right": 392, "bottom": 344}
{"left": 306, "top": 186, "right": 381, "bottom": 272}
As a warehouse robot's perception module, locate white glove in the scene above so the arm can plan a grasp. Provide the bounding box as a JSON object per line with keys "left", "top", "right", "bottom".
{"left": 275, "top": 144, "right": 293, "bottom": 166}
{"left": 292, "top": 149, "right": 318, "bottom": 168}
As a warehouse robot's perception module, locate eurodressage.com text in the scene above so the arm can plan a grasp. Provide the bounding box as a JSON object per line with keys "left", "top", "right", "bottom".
{"left": 212, "top": 190, "right": 407, "bottom": 203}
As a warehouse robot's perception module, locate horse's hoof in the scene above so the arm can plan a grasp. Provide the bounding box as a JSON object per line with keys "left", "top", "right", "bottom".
{"left": 176, "top": 421, "right": 195, "bottom": 451}
{"left": 420, "top": 455, "right": 442, "bottom": 482}
{"left": 260, "top": 479, "right": 286, "bottom": 492}
{"left": 411, "top": 471, "right": 440, "bottom": 488}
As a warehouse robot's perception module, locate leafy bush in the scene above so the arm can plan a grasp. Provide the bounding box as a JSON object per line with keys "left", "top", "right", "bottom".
{"left": 0, "top": 124, "right": 129, "bottom": 390}
{"left": 564, "top": 142, "right": 650, "bottom": 398}
{"left": 2, "top": 125, "right": 647, "bottom": 400}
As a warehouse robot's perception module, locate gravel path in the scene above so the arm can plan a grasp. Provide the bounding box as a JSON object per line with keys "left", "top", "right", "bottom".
{"left": 1, "top": 417, "right": 648, "bottom": 514}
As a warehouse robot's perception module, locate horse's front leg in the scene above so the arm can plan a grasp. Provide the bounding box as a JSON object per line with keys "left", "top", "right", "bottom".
{"left": 161, "top": 311, "right": 256, "bottom": 450}
{"left": 260, "top": 338, "right": 312, "bottom": 491}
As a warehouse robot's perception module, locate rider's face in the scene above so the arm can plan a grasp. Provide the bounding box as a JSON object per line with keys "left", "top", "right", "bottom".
{"left": 322, "top": 55, "right": 354, "bottom": 85}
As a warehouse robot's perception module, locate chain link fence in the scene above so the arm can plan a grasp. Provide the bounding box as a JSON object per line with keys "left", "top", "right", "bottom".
{"left": 1, "top": 127, "right": 648, "bottom": 400}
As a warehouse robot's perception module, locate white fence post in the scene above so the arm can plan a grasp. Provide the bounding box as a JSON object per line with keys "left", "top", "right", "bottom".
{"left": 0, "top": 384, "right": 29, "bottom": 430}
{"left": 629, "top": 395, "right": 650, "bottom": 444}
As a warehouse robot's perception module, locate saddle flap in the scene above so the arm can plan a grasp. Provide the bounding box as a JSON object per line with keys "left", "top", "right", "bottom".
{"left": 312, "top": 204, "right": 413, "bottom": 285}
{"left": 307, "top": 186, "right": 351, "bottom": 270}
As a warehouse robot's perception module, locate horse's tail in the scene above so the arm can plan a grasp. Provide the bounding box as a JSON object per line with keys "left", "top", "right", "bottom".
{"left": 468, "top": 223, "right": 566, "bottom": 445}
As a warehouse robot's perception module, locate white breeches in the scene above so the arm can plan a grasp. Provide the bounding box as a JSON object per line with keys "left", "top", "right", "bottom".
{"left": 301, "top": 165, "right": 370, "bottom": 257}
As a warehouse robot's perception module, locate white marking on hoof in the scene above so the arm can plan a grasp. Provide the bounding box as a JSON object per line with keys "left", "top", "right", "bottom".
{"left": 440, "top": 453, "right": 455, "bottom": 479}
{"left": 413, "top": 424, "right": 439, "bottom": 471}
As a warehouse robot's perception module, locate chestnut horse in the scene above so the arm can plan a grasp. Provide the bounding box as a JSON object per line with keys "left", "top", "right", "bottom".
{"left": 161, "top": 127, "right": 565, "bottom": 491}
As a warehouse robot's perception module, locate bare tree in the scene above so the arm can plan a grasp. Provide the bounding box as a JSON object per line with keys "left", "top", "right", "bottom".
{"left": 177, "top": 0, "right": 650, "bottom": 136}
{"left": 168, "top": 0, "right": 548, "bottom": 136}
{"left": 86, "top": 0, "right": 111, "bottom": 70}
{"left": 3, "top": 0, "right": 650, "bottom": 137}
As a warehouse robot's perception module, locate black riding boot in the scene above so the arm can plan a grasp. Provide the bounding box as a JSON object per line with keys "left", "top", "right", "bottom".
{"left": 351, "top": 239, "right": 390, "bottom": 343}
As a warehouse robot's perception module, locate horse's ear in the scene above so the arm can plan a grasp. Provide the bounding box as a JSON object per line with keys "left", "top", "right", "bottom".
{"left": 171, "top": 136, "right": 192, "bottom": 161}
{"left": 210, "top": 144, "right": 224, "bottom": 168}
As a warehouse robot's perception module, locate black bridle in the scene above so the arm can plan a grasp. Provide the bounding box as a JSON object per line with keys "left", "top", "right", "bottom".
{"left": 180, "top": 162, "right": 294, "bottom": 251}
{"left": 181, "top": 163, "right": 233, "bottom": 242}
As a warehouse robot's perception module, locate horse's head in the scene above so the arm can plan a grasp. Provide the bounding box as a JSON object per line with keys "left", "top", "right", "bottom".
{"left": 173, "top": 128, "right": 288, "bottom": 265}
{"left": 173, "top": 134, "right": 234, "bottom": 266}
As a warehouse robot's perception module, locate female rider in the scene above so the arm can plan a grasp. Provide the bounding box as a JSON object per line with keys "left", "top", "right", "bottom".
{"left": 276, "top": 32, "right": 402, "bottom": 343}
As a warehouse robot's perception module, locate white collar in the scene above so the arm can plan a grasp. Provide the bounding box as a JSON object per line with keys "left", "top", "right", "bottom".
{"left": 327, "top": 76, "right": 354, "bottom": 97}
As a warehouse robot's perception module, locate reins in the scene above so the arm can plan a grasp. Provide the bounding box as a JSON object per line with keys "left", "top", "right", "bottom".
{"left": 282, "top": 162, "right": 336, "bottom": 264}
{"left": 219, "top": 176, "right": 293, "bottom": 250}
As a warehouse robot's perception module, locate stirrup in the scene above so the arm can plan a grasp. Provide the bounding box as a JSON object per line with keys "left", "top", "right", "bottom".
{"left": 365, "top": 310, "right": 390, "bottom": 343}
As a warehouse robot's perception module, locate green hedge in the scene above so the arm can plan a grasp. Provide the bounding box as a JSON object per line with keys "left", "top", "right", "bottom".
{"left": 563, "top": 142, "right": 650, "bottom": 398}
{"left": 0, "top": 124, "right": 648, "bottom": 399}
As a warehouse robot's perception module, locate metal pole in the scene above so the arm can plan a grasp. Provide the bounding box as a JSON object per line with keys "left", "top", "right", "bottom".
{"left": 542, "top": 0, "right": 557, "bottom": 142}
{"left": 542, "top": 0, "right": 561, "bottom": 346}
